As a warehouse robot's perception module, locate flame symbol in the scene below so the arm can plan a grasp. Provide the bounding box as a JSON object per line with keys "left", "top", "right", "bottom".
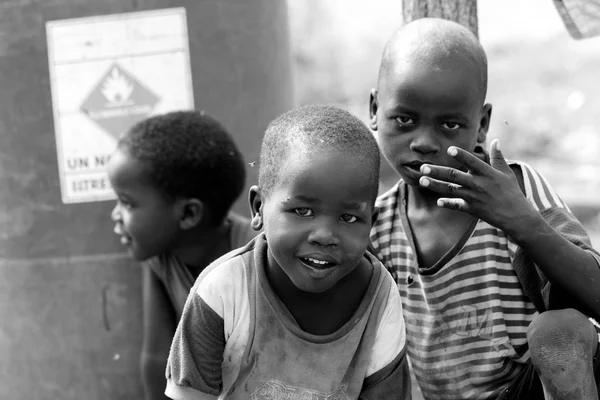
{"left": 101, "top": 67, "right": 133, "bottom": 105}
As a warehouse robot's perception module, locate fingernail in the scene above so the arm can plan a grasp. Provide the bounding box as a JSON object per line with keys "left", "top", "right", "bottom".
{"left": 448, "top": 147, "right": 458, "bottom": 156}
{"left": 495, "top": 139, "right": 501, "bottom": 151}
{"left": 420, "top": 177, "right": 430, "bottom": 187}
{"left": 421, "top": 165, "right": 431, "bottom": 175}
{"left": 437, "top": 199, "right": 444, "bottom": 207}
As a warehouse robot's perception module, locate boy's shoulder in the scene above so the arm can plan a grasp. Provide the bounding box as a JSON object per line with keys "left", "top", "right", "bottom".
{"left": 188, "top": 236, "right": 260, "bottom": 318}
{"left": 371, "top": 181, "right": 405, "bottom": 244}
{"left": 506, "top": 159, "right": 568, "bottom": 212}
{"left": 375, "top": 181, "right": 403, "bottom": 209}
{"left": 197, "top": 236, "right": 257, "bottom": 289}
{"left": 364, "top": 252, "right": 403, "bottom": 310}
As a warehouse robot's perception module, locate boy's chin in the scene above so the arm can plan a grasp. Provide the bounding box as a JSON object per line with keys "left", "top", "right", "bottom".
{"left": 397, "top": 172, "right": 422, "bottom": 187}
{"left": 129, "top": 248, "right": 155, "bottom": 262}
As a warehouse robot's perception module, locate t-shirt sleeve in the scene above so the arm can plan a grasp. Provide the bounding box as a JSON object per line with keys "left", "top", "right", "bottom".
{"left": 510, "top": 162, "right": 600, "bottom": 310}
{"left": 517, "top": 161, "right": 599, "bottom": 258}
{"left": 164, "top": 269, "right": 228, "bottom": 400}
{"left": 360, "top": 272, "right": 411, "bottom": 399}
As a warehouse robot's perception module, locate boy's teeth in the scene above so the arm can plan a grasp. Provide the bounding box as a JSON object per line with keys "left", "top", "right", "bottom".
{"left": 308, "top": 258, "right": 329, "bottom": 265}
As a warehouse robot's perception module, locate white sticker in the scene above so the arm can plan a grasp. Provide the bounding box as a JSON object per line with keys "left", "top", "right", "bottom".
{"left": 46, "top": 8, "right": 194, "bottom": 203}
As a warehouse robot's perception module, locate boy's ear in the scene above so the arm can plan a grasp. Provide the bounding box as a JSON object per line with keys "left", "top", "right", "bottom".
{"left": 178, "top": 198, "right": 204, "bottom": 230}
{"left": 368, "top": 89, "right": 379, "bottom": 131}
{"left": 248, "top": 185, "right": 264, "bottom": 231}
{"left": 477, "top": 103, "right": 493, "bottom": 143}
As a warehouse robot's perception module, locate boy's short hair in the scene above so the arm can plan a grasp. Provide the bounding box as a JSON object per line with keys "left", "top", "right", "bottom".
{"left": 118, "top": 110, "right": 246, "bottom": 226}
{"left": 378, "top": 18, "right": 488, "bottom": 103}
{"left": 258, "top": 105, "right": 380, "bottom": 202}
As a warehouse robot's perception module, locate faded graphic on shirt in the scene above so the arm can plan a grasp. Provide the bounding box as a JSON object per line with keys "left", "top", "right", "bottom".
{"left": 251, "top": 380, "right": 349, "bottom": 400}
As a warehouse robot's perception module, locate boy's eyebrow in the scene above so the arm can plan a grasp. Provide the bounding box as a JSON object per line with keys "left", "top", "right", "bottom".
{"left": 387, "top": 104, "right": 415, "bottom": 113}
{"left": 285, "top": 195, "right": 368, "bottom": 210}
{"left": 437, "top": 112, "right": 469, "bottom": 121}
{"left": 388, "top": 105, "right": 470, "bottom": 121}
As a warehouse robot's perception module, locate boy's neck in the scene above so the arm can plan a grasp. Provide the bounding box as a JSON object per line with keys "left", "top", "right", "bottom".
{"left": 406, "top": 184, "right": 442, "bottom": 211}
{"left": 171, "top": 221, "right": 231, "bottom": 273}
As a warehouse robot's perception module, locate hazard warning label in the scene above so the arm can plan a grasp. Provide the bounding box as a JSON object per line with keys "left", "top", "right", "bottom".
{"left": 81, "top": 63, "right": 160, "bottom": 139}
{"left": 46, "top": 8, "right": 194, "bottom": 204}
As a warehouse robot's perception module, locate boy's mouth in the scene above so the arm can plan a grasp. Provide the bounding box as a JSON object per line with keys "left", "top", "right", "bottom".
{"left": 299, "top": 256, "right": 336, "bottom": 270}
{"left": 404, "top": 161, "right": 424, "bottom": 173}
{"left": 113, "top": 226, "right": 132, "bottom": 246}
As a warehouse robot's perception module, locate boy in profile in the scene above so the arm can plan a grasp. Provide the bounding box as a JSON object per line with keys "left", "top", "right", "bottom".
{"left": 107, "top": 110, "right": 255, "bottom": 400}
{"left": 165, "top": 105, "right": 411, "bottom": 399}
{"left": 369, "top": 18, "right": 600, "bottom": 400}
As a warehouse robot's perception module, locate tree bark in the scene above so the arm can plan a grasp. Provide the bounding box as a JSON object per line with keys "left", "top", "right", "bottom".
{"left": 402, "top": 0, "right": 479, "bottom": 37}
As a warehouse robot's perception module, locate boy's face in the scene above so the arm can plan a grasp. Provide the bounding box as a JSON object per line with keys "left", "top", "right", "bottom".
{"left": 370, "top": 62, "right": 490, "bottom": 186}
{"left": 107, "top": 147, "right": 181, "bottom": 261}
{"left": 254, "top": 148, "right": 378, "bottom": 293}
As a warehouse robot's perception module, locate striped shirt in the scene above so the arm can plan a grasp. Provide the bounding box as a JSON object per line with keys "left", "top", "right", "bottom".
{"left": 370, "top": 160, "right": 600, "bottom": 400}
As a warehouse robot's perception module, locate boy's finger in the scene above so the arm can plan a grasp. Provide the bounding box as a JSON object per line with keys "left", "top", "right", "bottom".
{"left": 419, "top": 176, "right": 465, "bottom": 197}
{"left": 489, "top": 139, "right": 512, "bottom": 174}
{"left": 420, "top": 164, "right": 470, "bottom": 186}
{"left": 447, "top": 146, "right": 489, "bottom": 175}
{"left": 437, "top": 198, "right": 469, "bottom": 212}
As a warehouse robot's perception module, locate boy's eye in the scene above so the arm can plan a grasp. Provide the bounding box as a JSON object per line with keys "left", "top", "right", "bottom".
{"left": 118, "top": 198, "right": 133, "bottom": 209}
{"left": 395, "top": 116, "right": 415, "bottom": 126}
{"left": 442, "top": 122, "right": 461, "bottom": 130}
{"left": 294, "top": 208, "right": 313, "bottom": 217}
{"left": 340, "top": 214, "right": 358, "bottom": 223}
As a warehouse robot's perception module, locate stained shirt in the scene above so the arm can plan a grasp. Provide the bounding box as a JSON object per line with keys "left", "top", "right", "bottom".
{"left": 165, "top": 233, "right": 411, "bottom": 400}
{"left": 370, "top": 160, "right": 600, "bottom": 399}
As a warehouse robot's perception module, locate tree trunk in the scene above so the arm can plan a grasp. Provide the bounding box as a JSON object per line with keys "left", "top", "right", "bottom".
{"left": 402, "top": 0, "right": 479, "bottom": 37}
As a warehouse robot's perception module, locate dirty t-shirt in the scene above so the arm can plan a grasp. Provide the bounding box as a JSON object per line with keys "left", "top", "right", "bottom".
{"left": 165, "top": 233, "right": 410, "bottom": 400}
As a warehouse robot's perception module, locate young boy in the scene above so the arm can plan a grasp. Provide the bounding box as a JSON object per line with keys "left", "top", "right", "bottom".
{"left": 107, "top": 110, "right": 256, "bottom": 400}
{"left": 164, "top": 105, "right": 411, "bottom": 399}
{"left": 368, "top": 18, "right": 600, "bottom": 400}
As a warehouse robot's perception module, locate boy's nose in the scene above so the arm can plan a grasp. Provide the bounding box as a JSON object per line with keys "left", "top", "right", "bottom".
{"left": 308, "top": 223, "right": 340, "bottom": 247}
{"left": 410, "top": 128, "right": 440, "bottom": 154}
{"left": 110, "top": 203, "right": 121, "bottom": 222}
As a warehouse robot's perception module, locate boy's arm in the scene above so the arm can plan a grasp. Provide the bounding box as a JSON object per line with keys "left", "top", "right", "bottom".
{"left": 141, "top": 265, "right": 177, "bottom": 400}
{"left": 419, "top": 139, "right": 600, "bottom": 319}
{"left": 360, "top": 277, "right": 412, "bottom": 399}
{"left": 164, "top": 280, "right": 226, "bottom": 400}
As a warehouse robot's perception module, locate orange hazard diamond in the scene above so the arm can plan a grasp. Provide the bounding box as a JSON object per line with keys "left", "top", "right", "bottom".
{"left": 80, "top": 63, "right": 160, "bottom": 139}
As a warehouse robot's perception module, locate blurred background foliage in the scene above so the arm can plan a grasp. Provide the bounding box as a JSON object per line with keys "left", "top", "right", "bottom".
{"left": 287, "top": 0, "right": 600, "bottom": 245}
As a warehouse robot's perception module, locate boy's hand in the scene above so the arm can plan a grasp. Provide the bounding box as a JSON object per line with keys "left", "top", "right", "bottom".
{"left": 419, "top": 139, "right": 537, "bottom": 232}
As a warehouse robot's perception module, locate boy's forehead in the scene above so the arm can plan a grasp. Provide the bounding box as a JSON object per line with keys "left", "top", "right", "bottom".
{"left": 279, "top": 148, "right": 374, "bottom": 185}
{"left": 275, "top": 152, "right": 376, "bottom": 209}
{"left": 108, "top": 147, "right": 153, "bottom": 185}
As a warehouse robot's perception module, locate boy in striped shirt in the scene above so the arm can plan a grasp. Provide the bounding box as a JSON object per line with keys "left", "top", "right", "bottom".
{"left": 368, "top": 18, "right": 600, "bottom": 400}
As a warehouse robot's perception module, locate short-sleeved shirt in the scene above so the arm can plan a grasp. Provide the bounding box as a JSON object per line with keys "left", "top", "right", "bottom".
{"left": 370, "top": 160, "right": 600, "bottom": 400}
{"left": 144, "top": 212, "right": 256, "bottom": 320}
{"left": 165, "top": 233, "right": 411, "bottom": 400}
